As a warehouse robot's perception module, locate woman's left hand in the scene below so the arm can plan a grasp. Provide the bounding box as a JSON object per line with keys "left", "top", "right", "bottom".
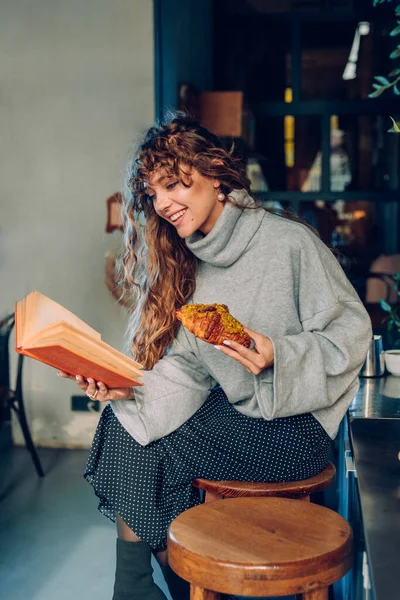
{"left": 215, "top": 327, "right": 274, "bottom": 375}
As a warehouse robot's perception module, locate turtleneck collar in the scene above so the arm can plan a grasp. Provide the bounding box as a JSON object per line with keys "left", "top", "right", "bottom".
{"left": 185, "top": 189, "right": 265, "bottom": 267}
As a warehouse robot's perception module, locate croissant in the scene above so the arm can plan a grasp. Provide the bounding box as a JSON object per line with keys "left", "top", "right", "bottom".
{"left": 176, "top": 303, "right": 251, "bottom": 347}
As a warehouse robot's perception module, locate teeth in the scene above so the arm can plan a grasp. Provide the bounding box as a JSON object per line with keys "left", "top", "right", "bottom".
{"left": 170, "top": 209, "right": 186, "bottom": 222}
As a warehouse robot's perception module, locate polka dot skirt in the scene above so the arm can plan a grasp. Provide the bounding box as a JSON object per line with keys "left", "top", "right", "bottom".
{"left": 84, "top": 387, "right": 331, "bottom": 551}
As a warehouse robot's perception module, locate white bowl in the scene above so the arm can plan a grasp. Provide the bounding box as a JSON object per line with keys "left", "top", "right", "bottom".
{"left": 384, "top": 350, "right": 400, "bottom": 376}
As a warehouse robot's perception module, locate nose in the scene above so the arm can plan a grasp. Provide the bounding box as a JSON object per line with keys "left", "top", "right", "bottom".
{"left": 154, "top": 190, "right": 173, "bottom": 214}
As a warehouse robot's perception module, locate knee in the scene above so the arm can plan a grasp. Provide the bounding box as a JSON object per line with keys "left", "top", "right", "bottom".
{"left": 116, "top": 512, "right": 142, "bottom": 542}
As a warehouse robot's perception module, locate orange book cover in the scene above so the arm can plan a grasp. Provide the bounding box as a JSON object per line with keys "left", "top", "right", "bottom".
{"left": 15, "top": 291, "right": 144, "bottom": 388}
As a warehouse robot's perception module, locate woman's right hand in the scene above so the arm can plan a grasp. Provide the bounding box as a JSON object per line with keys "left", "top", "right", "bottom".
{"left": 57, "top": 371, "right": 135, "bottom": 402}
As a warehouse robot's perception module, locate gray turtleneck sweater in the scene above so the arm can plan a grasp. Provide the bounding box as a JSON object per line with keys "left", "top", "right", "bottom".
{"left": 111, "top": 190, "right": 372, "bottom": 445}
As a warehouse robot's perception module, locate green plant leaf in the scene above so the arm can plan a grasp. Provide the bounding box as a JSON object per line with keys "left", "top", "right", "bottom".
{"left": 390, "top": 47, "right": 400, "bottom": 59}
{"left": 389, "top": 68, "right": 400, "bottom": 77}
{"left": 380, "top": 299, "right": 393, "bottom": 312}
{"left": 390, "top": 24, "right": 400, "bottom": 36}
{"left": 374, "top": 75, "right": 390, "bottom": 85}
{"left": 389, "top": 116, "right": 400, "bottom": 131}
{"left": 369, "top": 87, "right": 387, "bottom": 98}
{"left": 393, "top": 82, "right": 400, "bottom": 95}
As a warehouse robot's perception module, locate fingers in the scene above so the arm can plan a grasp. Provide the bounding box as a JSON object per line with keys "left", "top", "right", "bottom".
{"left": 224, "top": 340, "right": 266, "bottom": 369}
{"left": 84, "top": 378, "right": 107, "bottom": 402}
{"left": 215, "top": 342, "right": 263, "bottom": 374}
{"left": 57, "top": 371, "right": 76, "bottom": 381}
{"left": 86, "top": 379, "right": 113, "bottom": 403}
{"left": 243, "top": 327, "right": 268, "bottom": 347}
{"left": 95, "top": 381, "right": 111, "bottom": 403}
{"left": 57, "top": 371, "right": 88, "bottom": 387}
{"left": 214, "top": 333, "right": 274, "bottom": 375}
{"left": 97, "top": 381, "right": 108, "bottom": 395}
{"left": 57, "top": 372, "right": 100, "bottom": 394}
{"left": 73, "top": 374, "right": 89, "bottom": 391}
{"left": 58, "top": 371, "right": 133, "bottom": 401}
{"left": 243, "top": 326, "right": 260, "bottom": 338}
{"left": 85, "top": 377, "right": 97, "bottom": 397}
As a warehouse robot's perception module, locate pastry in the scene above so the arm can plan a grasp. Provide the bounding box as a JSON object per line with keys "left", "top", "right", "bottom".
{"left": 176, "top": 303, "right": 251, "bottom": 347}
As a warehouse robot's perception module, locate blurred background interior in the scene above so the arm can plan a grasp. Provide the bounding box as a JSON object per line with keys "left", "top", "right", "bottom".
{"left": 0, "top": 1, "right": 399, "bottom": 599}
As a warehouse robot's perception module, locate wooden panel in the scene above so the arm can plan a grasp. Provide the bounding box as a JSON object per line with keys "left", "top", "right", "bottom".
{"left": 199, "top": 92, "right": 243, "bottom": 138}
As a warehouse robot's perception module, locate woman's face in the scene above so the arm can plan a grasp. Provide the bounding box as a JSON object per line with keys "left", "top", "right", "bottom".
{"left": 146, "top": 167, "right": 224, "bottom": 238}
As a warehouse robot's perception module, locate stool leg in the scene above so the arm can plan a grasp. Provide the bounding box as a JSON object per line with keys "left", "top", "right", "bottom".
{"left": 300, "top": 587, "right": 329, "bottom": 599}
{"left": 190, "top": 584, "right": 220, "bottom": 599}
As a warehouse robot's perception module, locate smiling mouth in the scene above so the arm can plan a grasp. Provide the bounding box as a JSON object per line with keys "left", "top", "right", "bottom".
{"left": 170, "top": 209, "right": 187, "bottom": 223}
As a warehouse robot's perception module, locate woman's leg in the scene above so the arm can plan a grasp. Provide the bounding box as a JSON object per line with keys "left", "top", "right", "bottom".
{"left": 116, "top": 513, "right": 142, "bottom": 542}
{"left": 155, "top": 550, "right": 191, "bottom": 600}
{"left": 112, "top": 513, "right": 167, "bottom": 600}
{"left": 115, "top": 515, "right": 189, "bottom": 600}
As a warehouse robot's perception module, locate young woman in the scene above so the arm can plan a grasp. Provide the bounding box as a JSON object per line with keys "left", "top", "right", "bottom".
{"left": 60, "top": 113, "right": 371, "bottom": 600}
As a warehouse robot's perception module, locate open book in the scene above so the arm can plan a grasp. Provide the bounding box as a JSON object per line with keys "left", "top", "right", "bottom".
{"left": 15, "top": 291, "right": 143, "bottom": 388}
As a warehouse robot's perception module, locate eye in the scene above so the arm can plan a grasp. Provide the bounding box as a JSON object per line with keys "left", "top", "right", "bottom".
{"left": 166, "top": 181, "right": 178, "bottom": 190}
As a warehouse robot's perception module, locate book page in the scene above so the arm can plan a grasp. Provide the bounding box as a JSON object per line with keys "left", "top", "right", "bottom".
{"left": 17, "top": 291, "right": 101, "bottom": 345}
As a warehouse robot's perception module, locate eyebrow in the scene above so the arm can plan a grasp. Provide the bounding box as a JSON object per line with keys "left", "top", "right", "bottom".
{"left": 146, "top": 174, "right": 175, "bottom": 191}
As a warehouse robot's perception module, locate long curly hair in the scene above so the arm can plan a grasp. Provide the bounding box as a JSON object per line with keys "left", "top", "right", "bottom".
{"left": 121, "top": 112, "right": 252, "bottom": 369}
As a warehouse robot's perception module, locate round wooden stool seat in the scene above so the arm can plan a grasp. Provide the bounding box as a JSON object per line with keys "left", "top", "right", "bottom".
{"left": 168, "top": 497, "right": 352, "bottom": 599}
{"left": 193, "top": 461, "right": 336, "bottom": 502}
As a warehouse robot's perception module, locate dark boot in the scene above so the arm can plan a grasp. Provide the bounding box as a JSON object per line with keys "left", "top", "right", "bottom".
{"left": 161, "top": 564, "right": 190, "bottom": 600}
{"left": 112, "top": 538, "right": 167, "bottom": 600}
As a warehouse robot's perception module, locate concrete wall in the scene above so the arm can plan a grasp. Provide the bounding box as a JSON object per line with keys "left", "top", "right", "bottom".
{"left": 0, "top": 0, "right": 154, "bottom": 447}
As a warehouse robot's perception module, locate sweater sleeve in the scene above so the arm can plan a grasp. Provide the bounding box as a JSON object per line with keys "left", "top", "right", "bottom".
{"left": 254, "top": 229, "right": 372, "bottom": 421}
{"left": 110, "top": 327, "right": 215, "bottom": 446}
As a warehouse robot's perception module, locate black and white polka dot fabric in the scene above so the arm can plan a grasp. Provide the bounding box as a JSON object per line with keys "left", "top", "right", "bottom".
{"left": 84, "top": 387, "right": 331, "bottom": 551}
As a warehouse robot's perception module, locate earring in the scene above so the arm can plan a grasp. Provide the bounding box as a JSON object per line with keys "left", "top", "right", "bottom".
{"left": 217, "top": 190, "right": 225, "bottom": 202}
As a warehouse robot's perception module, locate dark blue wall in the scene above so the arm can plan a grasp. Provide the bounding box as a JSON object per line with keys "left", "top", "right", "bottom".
{"left": 154, "top": 0, "right": 213, "bottom": 118}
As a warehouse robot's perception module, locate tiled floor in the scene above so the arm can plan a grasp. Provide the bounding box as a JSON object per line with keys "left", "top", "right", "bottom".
{"left": 0, "top": 423, "right": 171, "bottom": 600}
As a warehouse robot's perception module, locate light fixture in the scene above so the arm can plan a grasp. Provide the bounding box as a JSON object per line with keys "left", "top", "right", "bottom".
{"left": 342, "top": 22, "right": 371, "bottom": 81}
{"left": 358, "top": 22, "right": 370, "bottom": 36}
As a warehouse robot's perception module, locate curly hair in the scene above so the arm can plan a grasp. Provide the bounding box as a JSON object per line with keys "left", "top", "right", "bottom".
{"left": 120, "top": 111, "right": 251, "bottom": 369}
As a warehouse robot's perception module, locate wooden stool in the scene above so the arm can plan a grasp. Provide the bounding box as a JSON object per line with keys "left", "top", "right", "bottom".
{"left": 168, "top": 497, "right": 352, "bottom": 599}
{"left": 193, "top": 461, "right": 336, "bottom": 503}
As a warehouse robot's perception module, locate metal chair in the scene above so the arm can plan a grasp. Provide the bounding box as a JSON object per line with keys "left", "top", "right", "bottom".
{"left": 0, "top": 314, "right": 44, "bottom": 477}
